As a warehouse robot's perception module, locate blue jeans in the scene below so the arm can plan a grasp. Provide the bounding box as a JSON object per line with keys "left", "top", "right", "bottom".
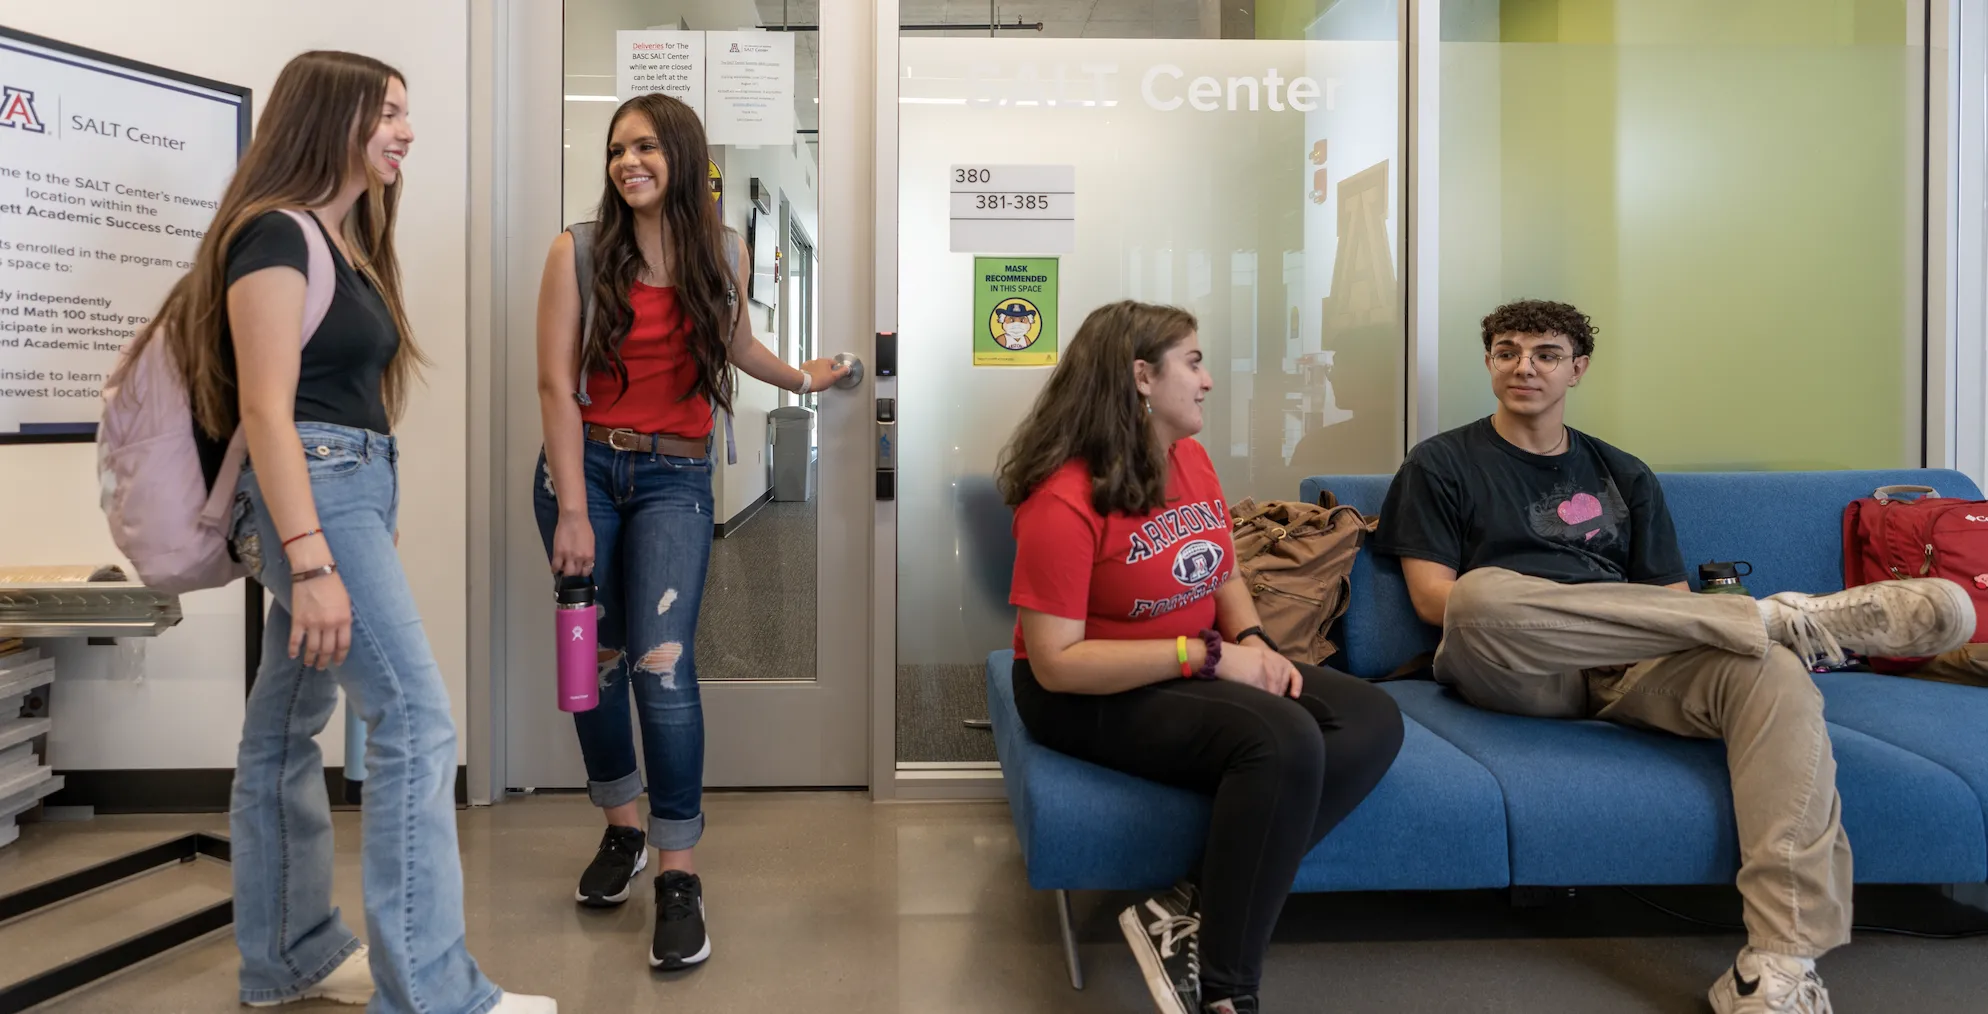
{"left": 533, "top": 439, "right": 712, "bottom": 850}
{"left": 230, "top": 423, "right": 499, "bottom": 1014}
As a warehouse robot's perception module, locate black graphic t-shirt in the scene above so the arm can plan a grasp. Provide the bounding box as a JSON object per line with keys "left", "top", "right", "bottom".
{"left": 1374, "top": 416, "right": 1686, "bottom": 586}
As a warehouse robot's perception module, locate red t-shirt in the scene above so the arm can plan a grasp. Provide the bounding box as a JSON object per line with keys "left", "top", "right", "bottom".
{"left": 1010, "top": 440, "right": 1235, "bottom": 659}
{"left": 580, "top": 282, "right": 715, "bottom": 439}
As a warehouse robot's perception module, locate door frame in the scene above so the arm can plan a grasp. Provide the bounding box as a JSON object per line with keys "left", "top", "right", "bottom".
{"left": 469, "top": 0, "right": 875, "bottom": 801}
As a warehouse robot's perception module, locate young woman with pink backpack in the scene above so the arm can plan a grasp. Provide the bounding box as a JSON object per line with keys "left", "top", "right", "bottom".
{"left": 102, "top": 51, "right": 552, "bottom": 1014}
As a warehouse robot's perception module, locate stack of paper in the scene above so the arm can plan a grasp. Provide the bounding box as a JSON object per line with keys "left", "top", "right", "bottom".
{"left": 0, "top": 639, "right": 60, "bottom": 848}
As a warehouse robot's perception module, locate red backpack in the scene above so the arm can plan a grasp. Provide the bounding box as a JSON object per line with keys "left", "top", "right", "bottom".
{"left": 1842, "top": 484, "right": 1988, "bottom": 669}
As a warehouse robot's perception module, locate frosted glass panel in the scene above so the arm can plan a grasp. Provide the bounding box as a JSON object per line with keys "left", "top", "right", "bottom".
{"left": 897, "top": 31, "right": 1401, "bottom": 762}
{"left": 1438, "top": 0, "right": 1924, "bottom": 469}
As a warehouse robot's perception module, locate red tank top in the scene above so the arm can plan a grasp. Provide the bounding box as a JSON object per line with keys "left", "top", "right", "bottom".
{"left": 580, "top": 282, "right": 715, "bottom": 439}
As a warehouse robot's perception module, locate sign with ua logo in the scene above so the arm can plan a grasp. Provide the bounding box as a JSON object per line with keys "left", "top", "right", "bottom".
{"left": 0, "top": 86, "right": 47, "bottom": 133}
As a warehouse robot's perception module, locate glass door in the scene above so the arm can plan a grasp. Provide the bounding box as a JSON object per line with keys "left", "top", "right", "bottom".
{"left": 887, "top": 2, "right": 1406, "bottom": 773}
{"left": 498, "top": 0, "right": 868, "bottom": 791}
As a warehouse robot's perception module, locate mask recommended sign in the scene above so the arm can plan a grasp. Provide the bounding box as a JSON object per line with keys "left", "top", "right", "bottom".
{"left": 0, "top": 29, "right": 247, "bottom": 440}
{"left": 973, "top": 257, "right": 1058, "bottom": 367}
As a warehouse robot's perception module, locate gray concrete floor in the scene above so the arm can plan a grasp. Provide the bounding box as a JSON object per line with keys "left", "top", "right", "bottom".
{"left": 1, "top": 793, "right": 1985, "bottom": 1013}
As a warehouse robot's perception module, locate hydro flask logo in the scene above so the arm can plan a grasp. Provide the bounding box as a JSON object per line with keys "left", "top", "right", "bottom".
{"left": 570, "top": 625, "right": 585, "bottom": 641}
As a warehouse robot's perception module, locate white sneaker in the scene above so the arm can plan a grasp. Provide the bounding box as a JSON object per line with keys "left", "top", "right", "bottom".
{"left": 1764, "top": 578, "right": 1975, "bottom": 666}
{"left": 1708, "top": 949, "right": 1833, "bottom": 1014}
{"left": 490, "top": 993, "right": 559, "bottom": 1013}
{"left": 245, "top": 945, "right": 372, "bottom": 1006}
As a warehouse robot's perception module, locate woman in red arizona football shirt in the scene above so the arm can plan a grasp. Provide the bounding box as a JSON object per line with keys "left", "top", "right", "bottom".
{"left": 1001, "top": 302, "right": 1404, "bottom": 1014}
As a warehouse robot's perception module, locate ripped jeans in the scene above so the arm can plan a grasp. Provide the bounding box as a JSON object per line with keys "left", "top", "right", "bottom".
{"left": 533, "top": 441, "right": 712, "bottom": 850}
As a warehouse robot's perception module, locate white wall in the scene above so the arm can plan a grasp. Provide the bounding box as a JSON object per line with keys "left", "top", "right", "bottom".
{"left": 2, "top": 2, "right": 472, "bottom": 768}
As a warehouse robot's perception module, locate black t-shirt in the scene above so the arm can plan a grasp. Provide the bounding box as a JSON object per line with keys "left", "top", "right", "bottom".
{"left": 1373, "top": 416, "right": 1687, "bottom": 586}
{"left": 198, "top": 210, "right": 401, "bottom": 484}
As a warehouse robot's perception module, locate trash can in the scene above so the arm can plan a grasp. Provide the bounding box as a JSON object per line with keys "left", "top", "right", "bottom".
{"left": 769, "top": 406, "right": 816, "bottom": 502}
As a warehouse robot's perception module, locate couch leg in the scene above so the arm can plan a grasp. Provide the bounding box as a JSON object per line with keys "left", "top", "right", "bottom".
{"left": 1056, "top": 889, "right": 1085, "bottom": 990}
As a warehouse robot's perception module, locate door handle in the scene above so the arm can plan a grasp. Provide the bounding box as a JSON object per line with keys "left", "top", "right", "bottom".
{"left": 833, "top": 352, "right": 865, "bottom": 389}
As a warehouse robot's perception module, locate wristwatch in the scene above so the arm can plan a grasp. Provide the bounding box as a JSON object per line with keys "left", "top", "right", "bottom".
{"left": 1235, "top": 626, "right": 1281, "bottom": 654}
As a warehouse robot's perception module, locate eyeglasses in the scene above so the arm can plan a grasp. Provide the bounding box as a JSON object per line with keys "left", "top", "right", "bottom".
{"left": 1488, "top": 349, "right": 1571, "bottom": 374}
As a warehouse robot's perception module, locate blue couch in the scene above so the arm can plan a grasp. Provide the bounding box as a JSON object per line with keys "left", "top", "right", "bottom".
{"left": 986, "top": 469, "right": 1988, "bottom": 987}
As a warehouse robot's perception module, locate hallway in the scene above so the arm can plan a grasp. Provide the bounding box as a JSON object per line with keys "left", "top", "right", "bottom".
{"left": 4, "top": 794, "right": 1986, "bottom": 1013}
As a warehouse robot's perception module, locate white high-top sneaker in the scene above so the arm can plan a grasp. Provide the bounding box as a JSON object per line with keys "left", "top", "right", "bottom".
{"left": 1708, "top": 949, "right": 1833, "bottom": 1014}
{"left": 1762, "top": 578, "right": 1974, "bottom": 666}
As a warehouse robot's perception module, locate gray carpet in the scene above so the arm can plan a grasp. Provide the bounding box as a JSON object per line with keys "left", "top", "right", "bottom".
{"left": 696, "top": 499, "right": 816, "bottom": 681}
{"left": 897, "top": 662, "right": 1000, "bottom": 763}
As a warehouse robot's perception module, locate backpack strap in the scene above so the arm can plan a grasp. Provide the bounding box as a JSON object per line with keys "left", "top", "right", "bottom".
{"left": 201, "top": 209, "right": 338, "bottom": 524}
{"left": 568, "top": 221, "right": 598, "bottom": 408}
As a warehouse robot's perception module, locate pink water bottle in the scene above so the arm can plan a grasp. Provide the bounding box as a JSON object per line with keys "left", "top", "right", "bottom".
{"left": 555, "top": 575, "right": 600, "bottom": 713}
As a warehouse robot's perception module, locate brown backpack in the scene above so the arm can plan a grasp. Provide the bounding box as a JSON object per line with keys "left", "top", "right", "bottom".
{"left": 1229, "top": 493, "right": 1375, "bottom": 665}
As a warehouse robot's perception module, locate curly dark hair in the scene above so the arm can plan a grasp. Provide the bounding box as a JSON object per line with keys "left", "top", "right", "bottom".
{"left": 1480, "top": 299, "right": 1597, "bottom": 358}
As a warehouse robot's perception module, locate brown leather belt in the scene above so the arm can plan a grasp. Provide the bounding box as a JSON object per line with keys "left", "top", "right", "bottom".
{"left": 584, "top": 424, "right": 707, "bottom": 458}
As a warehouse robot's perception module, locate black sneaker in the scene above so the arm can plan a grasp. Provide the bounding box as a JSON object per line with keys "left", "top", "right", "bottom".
{"left": 1204, "top": 996, "right": 1258, "bottom": 1014}
{"left": 1118, "top": 883, "right": 1200, "bottom": 1014}
{"left": 574, "top": 825, "right": 647, "bottom": 907}
{"left": 649, "top": 870, "right": 711, "bottom": 969}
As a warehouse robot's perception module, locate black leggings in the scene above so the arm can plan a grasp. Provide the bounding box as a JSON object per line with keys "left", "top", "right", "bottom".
{"left": 1013, "top": 659, "right": 1404, "bottom": 997}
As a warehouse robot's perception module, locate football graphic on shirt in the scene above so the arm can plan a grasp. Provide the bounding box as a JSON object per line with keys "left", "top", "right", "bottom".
{"left": 1172, "top": 540, "right": 1227, "bottom": 586}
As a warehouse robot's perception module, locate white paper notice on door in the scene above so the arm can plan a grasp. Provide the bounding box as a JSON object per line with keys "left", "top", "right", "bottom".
{"left": 616, "top": 30, "right": 705, "bottom": 113}
{"left": 949, "top": 165, "right": 1076, "bottom": 253}
{"left": 704, "top": 31, "right": 795, "bottom": 147}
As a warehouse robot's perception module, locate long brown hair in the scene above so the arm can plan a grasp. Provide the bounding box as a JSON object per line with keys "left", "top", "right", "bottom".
{"left": 996, "top": 301, "right": 1198, "bottom": 515}
{"left": 583, "top": 94, "right": 738, "bottom": 414}
{"left": 122, "top": 50, "right": 422, "bottom": 439}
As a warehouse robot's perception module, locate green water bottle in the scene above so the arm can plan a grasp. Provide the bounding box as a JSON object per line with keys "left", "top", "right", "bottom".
{"left": 1698, "top": 561, "right": 1753, "bottom": 596}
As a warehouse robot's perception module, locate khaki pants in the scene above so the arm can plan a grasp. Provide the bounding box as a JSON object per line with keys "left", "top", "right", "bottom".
{"left": 1436, "top": 568, "right": 1852, "bottom": 958}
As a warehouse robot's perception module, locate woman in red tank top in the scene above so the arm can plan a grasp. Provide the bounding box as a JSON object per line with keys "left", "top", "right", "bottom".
{"left": 530, "top": 94, "right": 846, "bottom": 971}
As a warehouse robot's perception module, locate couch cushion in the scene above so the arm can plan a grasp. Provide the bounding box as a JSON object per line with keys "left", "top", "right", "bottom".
{"left": 1299, "top": 475, "right": 1437, "bottom": 679}
{"left": 1385, "top": 680, "right": 1987, "bottom": 885}
{"left": 987, "top": 651, "right": 1510, "bottom": 892}
{"left": 1816, "top": 670, "right": 1988, "bottom": 880}
{"left": 1658, "top": 470, "right": 1982, "bottom": 597}
{"left": 1301, "top": 469, "right": 1984, "bottom": 678}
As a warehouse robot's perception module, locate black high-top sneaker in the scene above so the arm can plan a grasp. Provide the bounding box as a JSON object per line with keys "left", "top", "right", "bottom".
{"left": 1118, "top": 882, "right": 1200, "bottom": 1014}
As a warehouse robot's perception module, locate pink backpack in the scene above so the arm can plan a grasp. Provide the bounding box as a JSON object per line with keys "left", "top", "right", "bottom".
{"left": 98, "top": 208, "right": 335, "bottom": 594}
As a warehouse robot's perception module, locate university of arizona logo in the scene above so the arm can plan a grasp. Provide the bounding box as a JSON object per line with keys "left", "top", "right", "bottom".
{"left": 0, "top": 87, "right": 46, "bottom": 133}
{"left": 1172, "top": 539, "right": 1226, "bottom": 586}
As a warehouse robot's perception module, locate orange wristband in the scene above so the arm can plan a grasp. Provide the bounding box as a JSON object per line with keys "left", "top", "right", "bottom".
{"left": 1177, "top": 636, "right": 1191, "bottom": 678}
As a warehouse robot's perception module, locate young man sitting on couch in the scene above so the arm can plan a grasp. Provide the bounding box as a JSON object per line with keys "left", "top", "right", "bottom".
{"left": 1373, "top": 299, "right": 1975, "bottom": 1014}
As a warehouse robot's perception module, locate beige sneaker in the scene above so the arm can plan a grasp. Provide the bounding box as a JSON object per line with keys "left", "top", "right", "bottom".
{"left": 1763, "top": 578, "right": 1975, "bottom": 666}
{"left": 245, "top": 945, "right": 371, "bottom": 1006}
{"left": 1708, "top": 948, "right": 1833, "bottom": 1014}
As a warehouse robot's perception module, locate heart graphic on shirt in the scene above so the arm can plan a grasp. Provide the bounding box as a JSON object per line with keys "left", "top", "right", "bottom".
{"left": 1557, "top": 493, "right": 1603, "bottom": 526}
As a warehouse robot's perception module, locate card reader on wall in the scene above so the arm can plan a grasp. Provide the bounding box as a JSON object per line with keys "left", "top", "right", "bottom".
{"left": 875, "top": 397, "right": 896, "bottom": 501}
{"left": 875, "top": 332, "right": 897, "bottom": 377}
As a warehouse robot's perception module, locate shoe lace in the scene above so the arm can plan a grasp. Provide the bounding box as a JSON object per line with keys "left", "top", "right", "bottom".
{"left": 1148, "top": 911, "right": 1200, "bottom": 969}
{"left": 1778, "top": 605, "right": 1846, "bottom": 668}
{"left": 1756, "top": 962, "right": 1830, "bottom": 1014}
{"left": 659, "top": 878, "right": 698, "bottom": 921}
{"left": 597, "top": 828, "right": 641, "bottom": 863}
